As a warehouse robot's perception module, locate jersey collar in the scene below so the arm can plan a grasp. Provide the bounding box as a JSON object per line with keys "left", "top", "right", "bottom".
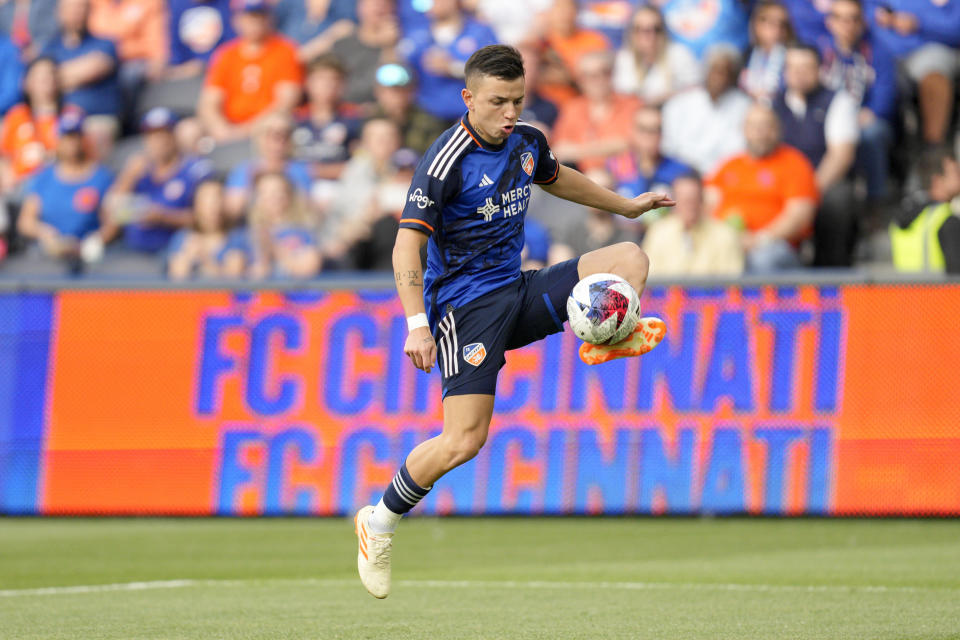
{"left": 460, "top": 113, "right": 506, "bottom": 152}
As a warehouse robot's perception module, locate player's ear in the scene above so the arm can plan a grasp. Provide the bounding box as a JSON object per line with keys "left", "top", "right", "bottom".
{"left": 462, "top": 87, "right": 473, "bottom": 110}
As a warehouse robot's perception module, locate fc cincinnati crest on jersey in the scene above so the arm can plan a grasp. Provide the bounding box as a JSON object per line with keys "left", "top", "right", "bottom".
{"left": 520, "top": 151, "right": 534, "bottom": 176}
{"left": 462, "top": 343, "right": 486, "bottom": 366}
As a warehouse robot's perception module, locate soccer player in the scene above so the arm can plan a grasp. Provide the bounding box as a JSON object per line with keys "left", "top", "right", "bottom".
{"left": 355, "top": 44, "right": 673, "bottom": 599}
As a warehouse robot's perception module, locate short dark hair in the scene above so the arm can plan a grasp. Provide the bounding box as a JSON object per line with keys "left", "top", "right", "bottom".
{"left": 918, "top": 145, "right": 957, "bottom": 191}
{"left": 464, "top": 45, "right": 525, "bottom": 86}
{"left": 308, "top": 53, "right": 345, "bottom": 77}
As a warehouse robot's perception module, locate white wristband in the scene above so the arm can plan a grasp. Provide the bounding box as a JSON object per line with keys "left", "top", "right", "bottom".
{"left": 407, "top": 313, "right": 429, "bottom": 331}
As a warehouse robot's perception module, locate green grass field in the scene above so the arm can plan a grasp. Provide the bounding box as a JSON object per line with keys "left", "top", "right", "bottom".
{"left": 1, "top": 518, "right": 959, "bottom": 639}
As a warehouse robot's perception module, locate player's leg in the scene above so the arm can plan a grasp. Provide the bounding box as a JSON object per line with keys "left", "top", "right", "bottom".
{"left": 576, "top": 242, "right": 667, "bottom": 364}
{"left": 576, "top": 241, "right": 650, "bottom": 296}
{"left": 355, "top": 393, "right": 494, "bottom": 599}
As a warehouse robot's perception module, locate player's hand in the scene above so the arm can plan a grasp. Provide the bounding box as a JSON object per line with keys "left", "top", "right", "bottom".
{"left": 622, "top": 192, "right": 676, "bottom": 219}
{"left": 404, "top": 326, "right": 437, "bottom": 373}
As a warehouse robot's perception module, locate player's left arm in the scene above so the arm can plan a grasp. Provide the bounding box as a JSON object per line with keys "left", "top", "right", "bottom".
{"left": 540, "top": 164, "right": 675, "bottom": 219}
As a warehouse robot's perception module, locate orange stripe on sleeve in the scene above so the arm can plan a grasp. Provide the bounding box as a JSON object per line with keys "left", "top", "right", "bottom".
{"left": 534, "top": 159, "right": 561, "bottom": 184}
{"left": 399, "top": 218, "right": 435, "bottom": 233}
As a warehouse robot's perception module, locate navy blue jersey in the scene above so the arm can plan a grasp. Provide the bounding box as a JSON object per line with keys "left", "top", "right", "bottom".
{"left": 399, "top": 114, "right": 560, "bottom": 328}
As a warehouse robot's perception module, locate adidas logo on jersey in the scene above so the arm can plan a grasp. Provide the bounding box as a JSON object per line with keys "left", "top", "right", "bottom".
{"left": 478, "top": 174, "right": 494, "bottom": 188}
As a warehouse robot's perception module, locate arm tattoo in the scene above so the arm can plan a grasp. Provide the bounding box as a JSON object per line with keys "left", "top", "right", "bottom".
{"left": 395, "top": 269, "right": 422, "bottom": 287}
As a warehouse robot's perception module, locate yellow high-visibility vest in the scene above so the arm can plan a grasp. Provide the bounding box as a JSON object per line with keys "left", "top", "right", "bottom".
{"left": 889, "top": 203, "right": 952, "bottom": 272}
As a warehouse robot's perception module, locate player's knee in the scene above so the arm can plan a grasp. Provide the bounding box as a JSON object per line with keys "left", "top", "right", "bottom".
{"left": 439, "top": 431, "right": 487, "bottom": 471}
{"left": 613, "top": 242, "right": 649, "bottom": 289}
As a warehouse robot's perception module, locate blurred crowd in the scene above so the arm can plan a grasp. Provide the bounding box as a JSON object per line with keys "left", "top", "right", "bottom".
{"left": 1, "top": 0, "right": 959, "bottom": 280}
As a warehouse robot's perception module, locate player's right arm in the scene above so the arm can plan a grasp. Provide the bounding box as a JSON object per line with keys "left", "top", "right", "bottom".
{"left": 393, "top": 229, "right": 435, "bottom": 373}
{"left": 393, "top": 138, "right": 458, "bottom": 373}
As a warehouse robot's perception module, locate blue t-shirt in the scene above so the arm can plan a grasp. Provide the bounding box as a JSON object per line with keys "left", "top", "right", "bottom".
{"left": 223, "top": 225, "right": 318, "bottom": 277}
{"left": 274, "top": 0, "right": 356, "bottom": 45}
{"left": 659, "top": 0, "right": 749, "bottom": 59}
{"left": 400, "top": 19, "right": 499, "bottom": 121}
{"left": 168, "top": 0, "right": 234, "bottom": 65}
{"left": 42, "top": 32, "right": 120, "bottom": 116}
{"left": 225, "top": 160, "right": 313, "bottom": 195}
{"left": 125, "top": 157, "right": 214, "bottom": 253}
{"left": 25, "top": 163, "right": 113, "bottom": 238}
{"left": 0, "top": 35, "right": 23, "bottom": 117}
{"left": 864, "top": 0, "right": 960, "bottom": 57}
{"left": 614, "top": 156, "right": 693, "bottom": 199}
{"left": 398, "top": 116, "right": 560, "bottom": 327}
{"left": 292, "top": 115, "right": 361, "bottom": 164}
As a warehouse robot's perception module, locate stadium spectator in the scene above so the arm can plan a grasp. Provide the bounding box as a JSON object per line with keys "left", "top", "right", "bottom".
{"left": 775, "top": 44, "right": 859, "bottom": 266}
{"left": 608, "top": 105, "right": 693, "bottom": 202}
{"left": 0, "top": 34, "right": 24, "bottom": 117}
{"left": 654, "top": 0, "right": 749, "bottom": 59}
{"left": 779, "top": 0, "right": 830, "bottom": 46}
{"left": 548, "top": 168, "right": 637, "bottom": 264}
{"left": 371, "top": 62, "right": 448, "bottom": 155}
{"left": 346, "top": 146, "right": 418, "bottom": 271}
{"left": 400, "top": 0, "right": 497, "bottom": 123}
{"left": 890, "top": 146, "right": 960, "bottom": 273}
{"left": 165, "top": 0, "right": 235, "bottom": 80}
{"left": 741, "top": 0, "right": 792, "bottom": 101}
{"left": 105, "top": 107, "right": 213, "bottom": 254}
{"left": 223, "top": 171, "right": 321, "bottom": 279}
{"left": 534, "top": 0, "right": 610, "bottom": 108}
{"left": 707, "top": 103, "right": 819, "bottom": 272}
{"left": 821, "top": 0, "right": 896, "bottom": 203}
{"left": 198, "top": 0, "right": 303, "bottom": 143}
{"left": 553, "top": 51, "right": 640, "bottom": 172}
{"left": 0, "top": 0, "right": 59, "bottom": 61}
{"left": 166, "top": 177, "right": 232, "bottom": 279}
{"left": 662, "top": 44, "right": 750, "bottom": 176}
{"left": 324, "top": 117, "right": 401, "bottom": 265}
{"left": 514, "top": 41, "right": 559, "bottom": 133}
{"left": 273, "top": 0, "right": 355, "bottom": 62}
{"left": 867, "top": 0, "right": 960, "bottom": 146}
{"left": 612, "top": 5, "right": 701, "bottom": 106}
{"left": 17, "top": 108, "right": 114, "bottom": 270}
{"left": 466, "top": 0, "right": 550, "bottom": 45}
{"left": 87, "top": 0, "right": 165, "bottom": 75}
{"left": 224, "top": 111, "right": 312, "bottom": 220}
{"left": 0, "top": 57, "right": 60, "bottom": 197}
{"left": 330, "top": 0, "right": 401, "bottom": 107}
{"left": 42, "top": 0, "right": 121, "bottom": 150}
{"left": 643, "top": 172, "right": 744, "bottom": 276}
{"left": 293, "top": 55, "right": 361, "bottom": 180}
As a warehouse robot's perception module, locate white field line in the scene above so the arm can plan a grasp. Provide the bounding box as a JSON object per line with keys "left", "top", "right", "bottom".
{"left": 1, "top": 578, "right": 957, "bottom": 598}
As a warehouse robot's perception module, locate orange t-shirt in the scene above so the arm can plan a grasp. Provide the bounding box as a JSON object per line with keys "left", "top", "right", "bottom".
{"left": 553, "top": 94, "right": 641, "bottom": 172}
{"left": 708, "top": 145, "right": 819, "bottom": 236}
{"left": 205, "top": 35, "right": 303, "bottom": 124}
{"left": 539, "top": 29, "right": 610, "bottom": 107}
{"left": 0, "top": 104, "right": 58, "bottom": 181}
{"left": 88, "top": 0, "right": 166, "bottom": 63}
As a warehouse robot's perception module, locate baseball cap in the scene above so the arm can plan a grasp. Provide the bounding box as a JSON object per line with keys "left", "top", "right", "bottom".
{"left": 57, "top": 107, "right": 86, "bottom": 136}
{"left": 238, "top": 0, "right": 271, "bottom": 13}
{"left": 376, "top": 63, "right": 413, "bottom": 88}
{"left": 140, "top": 107, "right": 179, "bottom": 132}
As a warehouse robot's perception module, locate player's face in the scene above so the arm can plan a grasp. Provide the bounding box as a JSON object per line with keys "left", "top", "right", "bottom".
{"left": 463, "top": 74, "right": 525, "bottom": 144}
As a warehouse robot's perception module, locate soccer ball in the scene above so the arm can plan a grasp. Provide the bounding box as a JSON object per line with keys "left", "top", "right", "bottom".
{"left": 566, "top": 273, "right": 641, "bottom": 345}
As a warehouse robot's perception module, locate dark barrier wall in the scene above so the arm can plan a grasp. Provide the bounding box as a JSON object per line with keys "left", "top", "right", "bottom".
{"left": 1, "top": 284, "right": 959, "bottom": 516}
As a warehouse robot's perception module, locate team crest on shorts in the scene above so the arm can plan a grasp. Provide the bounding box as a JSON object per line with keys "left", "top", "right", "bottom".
{"left": 520, "top": 152, "right": 534, "bottom": 176}
{"left": 462, "top": 342, "right": 487, "bottom": 366}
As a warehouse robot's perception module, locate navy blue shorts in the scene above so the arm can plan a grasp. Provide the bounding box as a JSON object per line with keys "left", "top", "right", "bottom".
{"left": 433, "top": 258, "right": 580, "bottom": 398}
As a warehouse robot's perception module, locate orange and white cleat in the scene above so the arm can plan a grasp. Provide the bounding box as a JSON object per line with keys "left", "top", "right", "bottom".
{"left": 354, "top": 505, "right": 393, "bottom": 598}
{"left": 578, "top": 317, "right": 667, "bottom": 365}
